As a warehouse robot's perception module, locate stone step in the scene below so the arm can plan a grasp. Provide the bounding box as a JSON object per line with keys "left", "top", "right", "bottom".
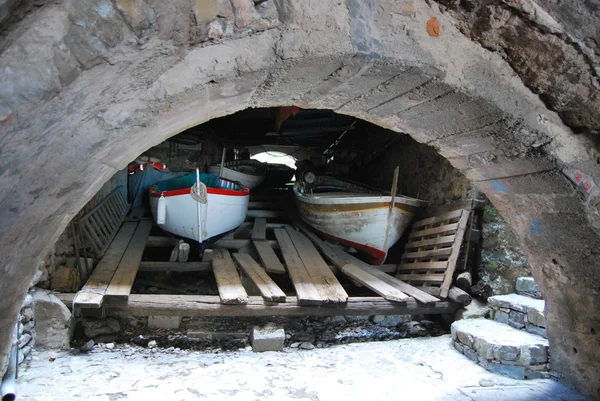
{"left": 451, "top": 318, "right": 550, "bottom": 380}
{"left": 488, "top": 293, "right": 546, "bottom": 338}
{"left": 515, "top": 276, "right": 542, "bottom": 299}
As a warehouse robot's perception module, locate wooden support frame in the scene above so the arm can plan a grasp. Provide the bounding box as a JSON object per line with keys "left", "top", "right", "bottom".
{"left": 57, "top": 294, "right": 460, "bottom": 317}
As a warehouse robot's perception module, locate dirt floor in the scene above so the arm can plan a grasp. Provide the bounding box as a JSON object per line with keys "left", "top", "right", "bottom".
{"left": 16, "top": 335, "right": 586, "bottom": 401}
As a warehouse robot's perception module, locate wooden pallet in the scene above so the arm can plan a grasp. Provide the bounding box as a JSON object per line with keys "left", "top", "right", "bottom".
{"left": 396, "top": 209, "right": 469, "bottom": 298}
{"left": 78, "top": 186, "right": 129, "bottom": 257}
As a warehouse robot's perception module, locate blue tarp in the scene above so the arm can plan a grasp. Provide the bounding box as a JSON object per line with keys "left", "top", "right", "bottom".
{"left": 154, "top": 172, "right": 220, "bottom": 192}
{"left": 128, "top": 168, "right": 187, "bottom": 211}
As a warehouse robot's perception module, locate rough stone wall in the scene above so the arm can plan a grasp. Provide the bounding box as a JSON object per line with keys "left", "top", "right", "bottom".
{"left": 0, "top": 0, "right": 599, "bottom": 398}
{"left": 478, "top": 205, "right": 532, "bottom": 297}
{"left": 434, "top": 0, "right": 600, "bottom": 135}
{"left": 142, "top": 141, "right": 202, "bottom": 172}
{"left": 361, "top": 134, "right": 470, "bottom": 205}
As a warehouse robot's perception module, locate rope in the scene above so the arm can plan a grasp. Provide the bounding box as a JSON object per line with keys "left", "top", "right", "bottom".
{"left": 190, "top": 181, "right": 209, "bottom": 241}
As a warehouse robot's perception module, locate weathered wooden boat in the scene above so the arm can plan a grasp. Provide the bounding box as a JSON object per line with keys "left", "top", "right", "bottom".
{"left": 208, "top": 160, "right": 266, "bottom": 189}
{"left": 294, "top": 173, "right": 426, "bottom": 265}
{"left": 149, "top": 170, "right": 249, "bottom": 247}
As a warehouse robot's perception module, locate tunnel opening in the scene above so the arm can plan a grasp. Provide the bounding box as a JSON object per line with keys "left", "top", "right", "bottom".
{"left": 15, "top": 107, "right": 553, "bottom": 386}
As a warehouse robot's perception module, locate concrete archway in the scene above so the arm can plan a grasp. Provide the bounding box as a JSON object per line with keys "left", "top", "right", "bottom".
{"left": 1, "top": 0, "right": 599, "bottom": 397}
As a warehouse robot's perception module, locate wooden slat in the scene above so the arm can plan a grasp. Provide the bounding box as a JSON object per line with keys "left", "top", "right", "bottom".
{"left": 412, "top": 209, "right": 463, "bottom": 228}
{"left": 396, "top": 261, "right": 449, "bottom": 271}
{"left": 251, "top": 218, "right": 267, "bottom": 241}
{"left": 104, "top": 220, "right": 153, "bottom": 300}
{"left": 59, "top": 294, "right": 460, "bottom": 318}
{"left": 232, "top": 253, "right": 286, "bottom": 302}
{"left": 402, "top": 248, "right": 452, "bottom": 259}
{"left": 396, "top": 274, "right": 444, "bottom": 283}
{"left": 253, "top": 240, "right": 286, "bottom": 274}
{"left": 211, "top": 249, "right": 248, "bottom": 304}
{"left": 409, "top": 223, "right": 459, "bottom": 238}
{"left": 247, "top": 210, "right": 286, "bottom": 219}
{"left": 74, "top": 222, "right": 138, "bottom": 309}
{"left": 439, "top": 211, "right": 470, "bottom": 297}
{"left": 273, "top": 229, "right": 323, "bottom": 305}
{"left": 295, "top": 224, "right": 438, "bottom": 304}
{"left": 139, "top": 261, "right": 212, "bottom": 272}
{"left": 341, "top": 264, "right": 409, "bottom": 303}
{"left": 404, "top": 235, "right": 456, "bottom": 249}
{"left": 285, "top": 227, "right": 348, "bottom": 303}
{"left": 213, "top": 239, "right": 279, "bottom": 250}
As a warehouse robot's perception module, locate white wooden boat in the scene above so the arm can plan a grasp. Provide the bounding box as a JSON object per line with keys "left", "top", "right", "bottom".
{"left": 208, "top": 160, "right": 266, "bottom": 190}
{"left": 149, "top": 170, "right": 249, "bottom": 246}
{"left": 294, "top": 176, "right": 426, "bottom": 265}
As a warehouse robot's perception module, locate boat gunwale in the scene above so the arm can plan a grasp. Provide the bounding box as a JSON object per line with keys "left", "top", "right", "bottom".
{"left": 149, "top": 178, "right": 250, "bottom": 198}
{"left": 294, "top": 189, "right": 425, "bottom": 208}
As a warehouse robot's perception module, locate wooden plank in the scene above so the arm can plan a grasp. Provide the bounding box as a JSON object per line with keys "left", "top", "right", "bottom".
{"left": 139, "top": 261, "right": 212, "bottom": 272}
{"left": 412, "top": 210, "right": 463, "bottom": 228}
{"left": 404, "top": 235, "right": 456, "bottom": 249}
{"left": 397, "top": 261, "right": 449, "bottom": 271}
{"left": 247, "top": 210, "right": 286, "bottom": 219}
{"left": 211, "top": 249, "right": 248, "bottom": 304}
{"left": 212, "top": 239, "right": 279, "bottom": 250}
{"left": 341, "top": 264, "right": 409, "bottom": 303}
{"left": 233, "top": 253, "right": 286, "bottom": 302}
{"left": 58, "top": 294, "right": 460, "bottom": 317}
{"left": 402, "top": 248, "right": 452, "bottom": 259}
{"left": 285, "top": 227, "right": 348, "bottom": 303}
{"left": 409, "top": 223, "right": 459, "bottom": 239}
{"left": 253, "top": 240, "right": 286, "bottom": 274}
{"left": 296, "top": 224, "right": 438, "bottom": 304}
{"left": 105, "top": 220, "right": 153, "bottom": 300}
{"left": 273, "top": 229, "right": 323, "bottom": 305}
{"left": 439, "top": 211, "right": 470, "bottom": 298}
{"left": 251, "top": 218, "right": 267, "bottom": 241}
{"left": 74, "top": 222, "right": 139, "bottom": 309}
{"left": 396, "top": 274, "right": 444, "bottom": 283}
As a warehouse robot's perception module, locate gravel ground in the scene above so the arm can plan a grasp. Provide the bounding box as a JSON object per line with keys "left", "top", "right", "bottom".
{"left": 15, "top": 335, "right": 587, "bottom": 401}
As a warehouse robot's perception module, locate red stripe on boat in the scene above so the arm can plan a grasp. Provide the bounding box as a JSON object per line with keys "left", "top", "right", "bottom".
{"left": 321, "top": 234, "right": 387, "bottom": 265}
{"left": 149, "top": 186, "right": 249, "bottom": 198}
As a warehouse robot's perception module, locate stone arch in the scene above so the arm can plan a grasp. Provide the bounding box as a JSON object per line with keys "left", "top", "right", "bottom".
{"left": 1, "top": 0, "right": 599, "bottom": 397}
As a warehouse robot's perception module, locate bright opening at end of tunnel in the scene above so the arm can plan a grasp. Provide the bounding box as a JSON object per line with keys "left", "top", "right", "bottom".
{"left": 251, "top": 151, "right": 297, "bottom": 170}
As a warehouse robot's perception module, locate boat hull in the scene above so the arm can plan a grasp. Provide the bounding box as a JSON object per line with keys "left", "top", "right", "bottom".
{"left": 294, "top": 190, "right": 422, "bottom": 265}
{"left": 150, "top": 187, "right": 249, "bottom": 243}
{"left": 208, "top": 161, "right": 266, "bottom": 189}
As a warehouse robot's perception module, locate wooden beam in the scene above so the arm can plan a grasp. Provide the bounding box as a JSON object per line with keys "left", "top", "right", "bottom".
{"left": 251, "top": 218, "right": 267, "bottom": 241}
{"left": 212, "top": 248, "right": 248, "bottom": 304}
{"left": 73, "top": 222, "right": 138, "bottom": 309}
{"left": 341, "top": 264, "right": 409, "bottom": 303}
{"left": 285, "top": 227, "right": 348, "bottom": 303}
{"left": 57, "top": 294, "right": 459, "bottom": 317}
{"left": 273, "top": 228, "right": 323, "bottom": 305}
{"left": 138, "top": 261, "right": 212, "bottom": 272}
{"left": 420, "top": 286, "right": 471, "bottom": 306}
{"left": 253, "top": 240, "right": 286, "bottom": 274}
{"left": 439, "top": 211, "right": 470, "bottom": 298}
{"left": 105, "top": 220, "right": 153, "bottom": 301}
{"left": 296, "top": 224, "right": 439, "bottom": 304}
{"left": 212, "top": 239, "right": 279, "bottom": 250}
{"left": 232, "top": 253, "right": 286, "bottom": 302}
